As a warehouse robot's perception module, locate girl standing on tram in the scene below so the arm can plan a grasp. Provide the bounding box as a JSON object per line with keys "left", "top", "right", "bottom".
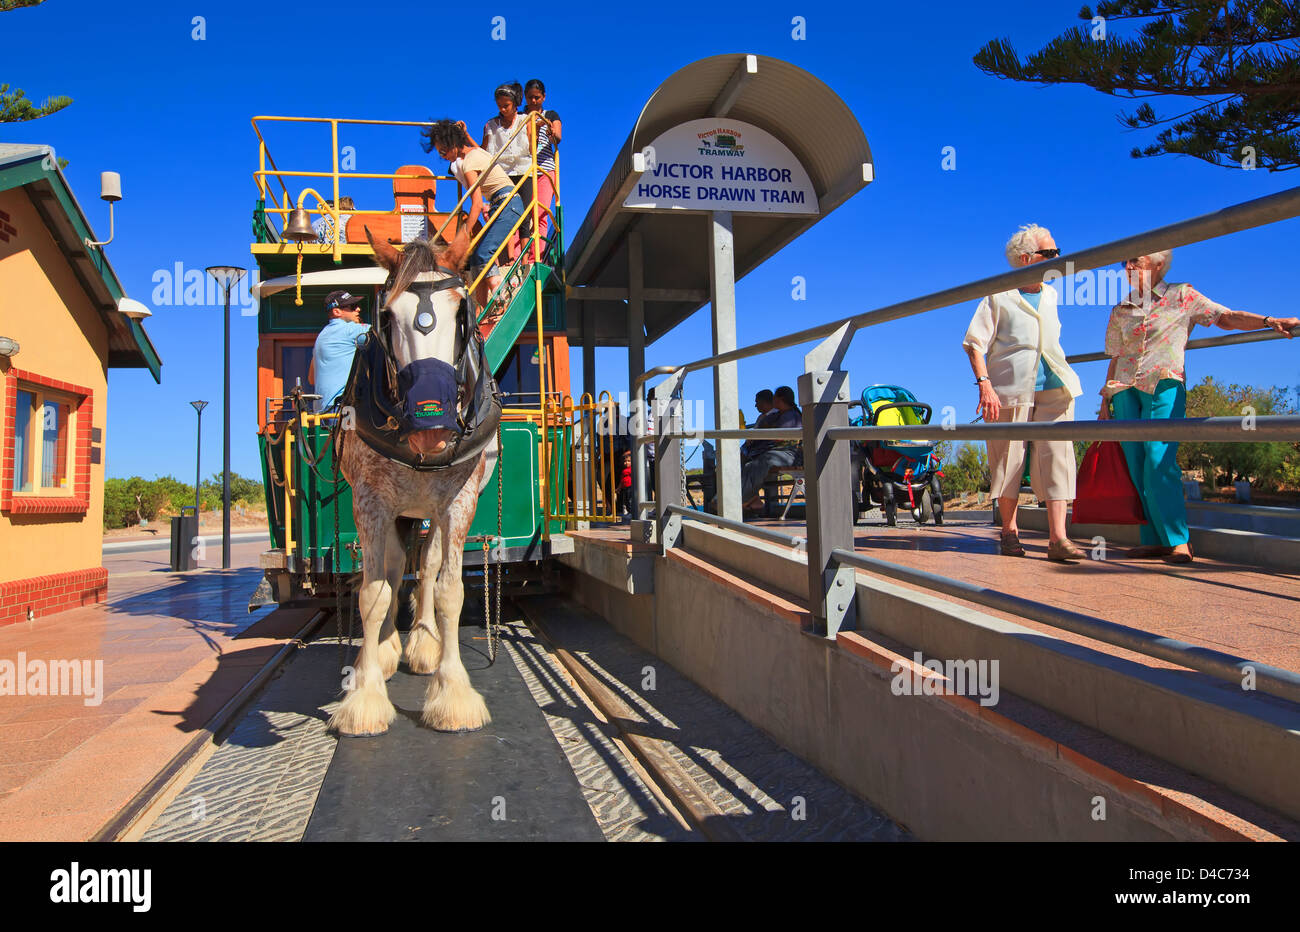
{"left": 523, "top": 78, "right": 561, "bottom": 260}
{"left": 421, "top": 119, "right": 525, "bottom": 315}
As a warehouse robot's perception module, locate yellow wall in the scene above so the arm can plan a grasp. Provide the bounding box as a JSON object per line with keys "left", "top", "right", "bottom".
{"left": 0, "top": 187, "right": 109, "bottom": 583}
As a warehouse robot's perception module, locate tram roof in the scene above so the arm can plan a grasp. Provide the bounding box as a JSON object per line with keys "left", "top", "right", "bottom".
{"left": 564, "top": 54, "right": 873, "bottom": 347}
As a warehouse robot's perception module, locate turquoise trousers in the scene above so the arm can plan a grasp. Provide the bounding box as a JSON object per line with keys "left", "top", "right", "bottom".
{"left": 1109, "top": 378, "right": 1188, "bottom": 547}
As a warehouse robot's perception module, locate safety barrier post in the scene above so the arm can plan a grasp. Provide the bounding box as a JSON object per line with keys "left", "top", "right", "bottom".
{"left": 800, "top": 324, "right": 856, "bottom": 638}
{"left": 656, "top": 371, "right": 685, "bottom": 550}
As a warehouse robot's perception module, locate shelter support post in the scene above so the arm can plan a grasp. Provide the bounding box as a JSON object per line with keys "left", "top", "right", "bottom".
{"left": 582, "top": 301, "right": 596, "bottom": 401}
{"left": 628, "top": 231, "right": 648, "bottom": 518}
{"left": 800, "top": 324, "right": 856, "bottom": 638}
{"left": 655, "top": 370, "right": 685, "bottom": 548}
{"left": 709, "top": 211, "right": 740, "bottom": 520}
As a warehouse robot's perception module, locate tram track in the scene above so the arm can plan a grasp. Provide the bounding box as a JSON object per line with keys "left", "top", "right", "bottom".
{"left": 91, "top": 607, "right": 330, "bottom": 842}
{"left": 515, "top": 600, "right": 744, "bottom": 842}
{"left": 119, "top": 587, "right": 900, "bottom": 842}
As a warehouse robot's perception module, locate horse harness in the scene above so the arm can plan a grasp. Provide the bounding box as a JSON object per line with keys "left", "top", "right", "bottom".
{"left": 336, "top": 264, "right": 502, "bottom": 473}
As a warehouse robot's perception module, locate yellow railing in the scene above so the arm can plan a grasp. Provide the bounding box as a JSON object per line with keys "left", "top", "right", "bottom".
{"left": 545, "top": 393, "right": 623, "bottom": 525}
{"left": 253, "top": 116, "right": 462, "bottom": 264}
{"left": 251, "top": 113, "right": 560, "bottom": 269}
{"left": 276, "top": 410, "right": 340, "bottom": 560}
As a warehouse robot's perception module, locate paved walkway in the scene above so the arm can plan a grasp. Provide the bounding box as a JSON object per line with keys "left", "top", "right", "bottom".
{"left": 831, "top": 514, "right": 1300, "bottom": 674}
{"left": 0, "top": 538, "right": 306, "bottom": 841}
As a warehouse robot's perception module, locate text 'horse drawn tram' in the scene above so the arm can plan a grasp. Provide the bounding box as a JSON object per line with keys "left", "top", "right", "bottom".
{"left": 246, "top": 113, "right": 622, "bottom": 733}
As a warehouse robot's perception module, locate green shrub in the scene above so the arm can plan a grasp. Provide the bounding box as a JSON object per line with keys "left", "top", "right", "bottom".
{"left": 102, "top": 474, "right": 265, "bottom": 529}
{"left": 941, "top": 442, "right": 989, "bottom": 495}
{"left": 1180, "top": 377, "right": 1296, "bottom": 490}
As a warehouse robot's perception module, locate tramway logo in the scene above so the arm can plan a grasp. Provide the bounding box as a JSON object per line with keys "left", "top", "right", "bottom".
{"left": 697, "top": 127, "right": 746, "bottom": 157}
{"left": 150, "top": 262, "right": 260, "bottom": 315}
{"left": 0, "top": 653, "right": 103, "bottom": 706}
{"left": 889, "top": 652, "right": 999, "bottom": 707}
{"left": 49, "top": 862, "right": 151, "bottom": 912}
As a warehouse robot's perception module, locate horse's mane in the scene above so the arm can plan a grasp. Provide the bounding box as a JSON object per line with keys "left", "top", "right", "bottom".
{"left": 385, "top": 238, "right": 455, "bottom": 307}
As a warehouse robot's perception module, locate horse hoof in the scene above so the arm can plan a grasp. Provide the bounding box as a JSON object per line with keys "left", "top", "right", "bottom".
{"left": 404, "top": 627, "right": 443, "bottom": 675}
{"left": 328, "top": 689, "right": 397, "bottom": 737}
{"left": 421, "top": 674, "right": 490, "bottom": 732}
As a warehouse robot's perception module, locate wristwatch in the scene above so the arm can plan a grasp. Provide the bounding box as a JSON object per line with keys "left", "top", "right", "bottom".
{"left": 975, "top": 376, "right": 989, "bottom": 385}
{"left": 1263, "top": 316, "right": 1275, "bottom": 328}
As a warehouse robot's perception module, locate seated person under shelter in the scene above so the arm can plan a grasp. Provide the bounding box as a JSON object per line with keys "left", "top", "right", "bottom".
{"left": 741, "top": 385, "right": 802, "bottom": 512}
{"left": 309, "top": 290, "right": 370, "bottom": 413}
{"left": 741, "top": 389, "right": 777, "bottom": 462}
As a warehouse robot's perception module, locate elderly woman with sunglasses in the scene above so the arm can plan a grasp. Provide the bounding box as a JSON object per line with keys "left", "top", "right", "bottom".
{"left": 963, "top": 223, "right": 1085, "bottom": 561}
{"left": 1098, "top": 250, "right": 1298, "bottom": 564}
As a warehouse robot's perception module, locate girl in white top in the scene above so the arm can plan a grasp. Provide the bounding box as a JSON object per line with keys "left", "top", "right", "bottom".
{"left": 482, "top": 82, "right": 533, "bottom": 178}
{"left": 963, "top": 224, "right": 1084, "bottom": 562}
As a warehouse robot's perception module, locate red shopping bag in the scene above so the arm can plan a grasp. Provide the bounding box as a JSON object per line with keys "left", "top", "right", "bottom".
{"left": 1072, "top": 441, "right": 1146, "bottom": 525}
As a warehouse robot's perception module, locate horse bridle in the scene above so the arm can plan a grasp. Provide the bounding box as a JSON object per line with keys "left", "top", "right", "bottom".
{"left": 375, "top": 264, "right": 471, "bottom": 405}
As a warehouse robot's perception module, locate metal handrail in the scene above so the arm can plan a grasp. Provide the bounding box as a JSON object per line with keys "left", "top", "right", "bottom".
{"left": 634, "top": 184, "right": 1300, "bottom": 646}
{"left": 830, "top": 547, "right": 1300, "bottom": 706}
{"left": 827, "top": 416, "right": 1300, "bottom": 443}
{"left": 649, "top": 416, "right": 1300, "bottom": 444}
{"left": 666, "top": 504, "right": 807, "bottom": 551}
{"left": 1067, "top": 324, "right": 1299, "bottom": 364}
{"left": 644, "top": 186, "right": 1300, "bottom": 380}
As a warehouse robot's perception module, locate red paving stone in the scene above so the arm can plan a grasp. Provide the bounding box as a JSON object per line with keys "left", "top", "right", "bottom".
{"left": 0, "top": 538, "right": 311, "bottom": 841}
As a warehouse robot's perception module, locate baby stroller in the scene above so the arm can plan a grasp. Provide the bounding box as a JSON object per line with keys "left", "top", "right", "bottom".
{"left": 853, "top": 384, "right": 945, "bottom": 526}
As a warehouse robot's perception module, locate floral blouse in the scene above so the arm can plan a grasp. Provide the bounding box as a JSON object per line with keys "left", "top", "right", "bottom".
{"left": 1103, "top": 281, "right": 1227, "bottom": 397}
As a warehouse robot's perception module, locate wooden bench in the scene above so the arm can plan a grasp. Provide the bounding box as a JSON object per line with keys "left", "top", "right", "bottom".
{"left": 762, "top": 466, "right": 805, "bottom": 519}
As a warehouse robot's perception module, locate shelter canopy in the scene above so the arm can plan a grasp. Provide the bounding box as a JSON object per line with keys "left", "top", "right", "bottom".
{"left": 565, "top": 53, "right": 873, "bottom": 347}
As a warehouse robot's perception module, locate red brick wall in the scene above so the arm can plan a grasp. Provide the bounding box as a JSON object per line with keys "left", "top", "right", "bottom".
{"left": 0, "top": 566, "right": 108, "bottom": 627}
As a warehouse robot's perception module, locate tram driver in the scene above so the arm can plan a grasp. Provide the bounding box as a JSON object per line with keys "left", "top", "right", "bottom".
{"left": 308, "top": 290, "right": 370, "bottom": 413}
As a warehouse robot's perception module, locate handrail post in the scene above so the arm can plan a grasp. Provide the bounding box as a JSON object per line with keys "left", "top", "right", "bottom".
{"left": 330, "top": 120, "right": 341, "bottom": 264}
{"left": 799, "top": 353, "right": 855, "bottom": 638}
{"left": 656, "top": 370, "right": 685, "bottom": 550}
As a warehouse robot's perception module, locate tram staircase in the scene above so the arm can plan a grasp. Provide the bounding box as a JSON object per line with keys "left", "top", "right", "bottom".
{"left": 480, "top": 247, "right": 562, "bottom": 378}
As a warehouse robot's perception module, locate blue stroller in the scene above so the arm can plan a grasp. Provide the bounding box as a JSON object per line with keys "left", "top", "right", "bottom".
{"left": 853, "top": 385, "right": 945, "bottom": 526}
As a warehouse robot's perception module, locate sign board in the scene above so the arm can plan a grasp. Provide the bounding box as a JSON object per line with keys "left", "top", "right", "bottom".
{"left": 623, "top": 119, "right": 818, "bottom": 215}
{"left": 400, "top": 205, "right": 430, "bottom": 242}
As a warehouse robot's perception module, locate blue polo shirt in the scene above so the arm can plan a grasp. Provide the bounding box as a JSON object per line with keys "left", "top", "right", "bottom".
{"left": 312, "top": 319, "right": 370, "bottom": 412}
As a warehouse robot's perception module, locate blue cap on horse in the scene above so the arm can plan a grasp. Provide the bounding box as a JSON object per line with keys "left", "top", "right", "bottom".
{"left": 397, "top": 357, "right": 460, "bottom": 433}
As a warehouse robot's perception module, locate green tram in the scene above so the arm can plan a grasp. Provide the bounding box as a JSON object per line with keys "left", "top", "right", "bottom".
{"left": 247, "top": 114, "right": 611, "bottom": 607}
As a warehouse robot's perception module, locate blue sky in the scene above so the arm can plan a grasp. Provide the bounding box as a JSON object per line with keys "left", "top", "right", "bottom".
{"left": 5, "top": 0, "right": 1298, "bottom": 480}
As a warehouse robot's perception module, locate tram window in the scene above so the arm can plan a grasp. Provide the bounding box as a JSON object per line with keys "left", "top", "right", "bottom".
{"left": 281, "top": 345, "right": 315, "bottom": 395}
{"left": 497, "top": 343, "right": 550, "bottom": 401}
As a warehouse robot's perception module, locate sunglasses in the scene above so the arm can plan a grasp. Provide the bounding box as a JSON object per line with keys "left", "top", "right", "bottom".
{"left": 1034, "top": 248, "right": 1061, "bottom": 259}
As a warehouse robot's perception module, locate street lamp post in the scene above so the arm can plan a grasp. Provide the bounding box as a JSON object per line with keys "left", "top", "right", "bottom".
{"left": 190, "top": 400, "right": 208, "bottom": 517}
{"left": 205, "top": 266, "right": 246, "bottom": 569}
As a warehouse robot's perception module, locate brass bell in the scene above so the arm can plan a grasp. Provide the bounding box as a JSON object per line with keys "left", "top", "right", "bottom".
{"left": 283, "top": 207, "right": 317, "bottom": 243}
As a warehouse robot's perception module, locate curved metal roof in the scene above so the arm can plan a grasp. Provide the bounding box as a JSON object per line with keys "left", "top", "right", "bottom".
{"left": 565, "top": 53, "right": 873, "bottom": 346}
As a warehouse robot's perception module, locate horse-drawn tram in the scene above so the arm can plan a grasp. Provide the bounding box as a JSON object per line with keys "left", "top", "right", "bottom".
{"left": 247, "top": 112, "right": 607, "bottom": 617}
